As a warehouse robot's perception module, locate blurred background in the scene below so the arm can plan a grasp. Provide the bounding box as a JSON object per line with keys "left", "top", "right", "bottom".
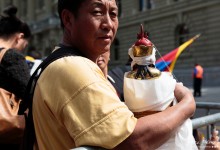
{"left": 1, "top": 0, "right": 220, "bottom": 87}
{"left": 1, "top": 0, "right": 220, "bottom": 145}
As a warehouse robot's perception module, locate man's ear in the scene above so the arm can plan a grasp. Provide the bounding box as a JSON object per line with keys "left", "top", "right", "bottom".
{"left": 61, "top": 9, "right": 75, "bottom": 32}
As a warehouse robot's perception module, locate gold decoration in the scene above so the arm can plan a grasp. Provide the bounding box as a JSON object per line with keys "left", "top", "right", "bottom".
{"left": 133, "top": 45, "right": 153, "bottom": 57}
{"left": 126, "top": 66, "right": 161, "bottom": 79}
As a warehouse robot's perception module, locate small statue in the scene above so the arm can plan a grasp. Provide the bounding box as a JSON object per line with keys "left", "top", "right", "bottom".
{"left": 123, "top": 24, "right": 198, "bottom": 150}
{"left": 126, "top": 24, "right": 161, "bottom": 80}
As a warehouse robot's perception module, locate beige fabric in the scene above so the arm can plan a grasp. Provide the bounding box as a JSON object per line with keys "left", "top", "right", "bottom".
{"left": 0, "top": 88, "right": 20, "bottom": 116}
{"left": 33, "top": 56, "right": 137, "bottom": 150}
{"left": 0, "top": 88, "right": 22, "bottom": 143}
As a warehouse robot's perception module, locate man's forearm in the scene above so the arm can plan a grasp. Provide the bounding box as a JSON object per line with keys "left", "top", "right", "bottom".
{"left": 114, "top": 85, "right": 195, "bottom": 150}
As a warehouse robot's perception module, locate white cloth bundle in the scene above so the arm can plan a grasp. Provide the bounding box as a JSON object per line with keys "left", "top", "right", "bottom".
{"left": 124, "top": 72, "right": 198, "bottom": 150}
{"left": 124, "top": 72, "right": 175, "bottom": 112}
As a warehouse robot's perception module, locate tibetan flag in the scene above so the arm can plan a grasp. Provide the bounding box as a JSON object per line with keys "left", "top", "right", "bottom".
{"left": 156, "top": 34, "right": 200, "bottom": 72}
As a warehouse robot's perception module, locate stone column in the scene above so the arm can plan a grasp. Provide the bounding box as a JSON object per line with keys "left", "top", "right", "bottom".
{"left": 45, "top": 0, "right": 52, "bottom": 15}
{"left": 27, "top": 0, "right": 35, "bottom": 21}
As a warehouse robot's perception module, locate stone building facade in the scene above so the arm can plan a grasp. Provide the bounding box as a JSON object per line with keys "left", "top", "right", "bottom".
{"left": 0, "top": 0, "right": 220, "bottom": 86}
{"left": 115, "top": 0, "right": 220, "bottom": 68}
{"left": 114, "top": 0, "right": 220, "bottom": 86}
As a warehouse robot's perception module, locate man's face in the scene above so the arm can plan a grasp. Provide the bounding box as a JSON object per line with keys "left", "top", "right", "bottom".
{"left": 69, "top": 0, "right": 118, "bottom": 61}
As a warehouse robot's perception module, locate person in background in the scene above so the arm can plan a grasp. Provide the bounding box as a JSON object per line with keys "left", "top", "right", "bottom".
{"left": 25, "top": 46, "right": 43, "bottom": 75}
{"left": 96, "top": 51, "right": 122, "bottom": 98}
{"left": 205, "top": 130, "right": 220, "bottom": 150}
{"left": 108, "top": 57, "right": 130, "bottom": 101}
{"left": 96, "top": 51, "right": 110, "bottom": 78}
{"left": 27, "top": 46, "right": 42, "bottom": 60}
{"left": 27, "top": 0, "right": 195, "bottom": 149}
{"left": 0, "top": 5, "right": 31, "bottom": 150}
{"left": 193, "top": 63, "right": 204, "bottom": 97}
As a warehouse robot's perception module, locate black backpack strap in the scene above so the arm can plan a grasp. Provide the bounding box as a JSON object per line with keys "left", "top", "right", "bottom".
{"left": 20, "top": 45, "right": 83, "bottom": 113}
{"left": 21, "top": 46, "right": 81, "bottom": 150}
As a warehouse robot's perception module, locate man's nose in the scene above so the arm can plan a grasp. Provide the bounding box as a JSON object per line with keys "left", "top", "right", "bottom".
{"left": 101, "top": 14, "right": 113, "bottom": 31}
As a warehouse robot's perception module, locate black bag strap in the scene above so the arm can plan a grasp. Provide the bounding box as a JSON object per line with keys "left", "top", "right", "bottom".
{"left": 21, "top": 45, "right": 82, "bottom": 150}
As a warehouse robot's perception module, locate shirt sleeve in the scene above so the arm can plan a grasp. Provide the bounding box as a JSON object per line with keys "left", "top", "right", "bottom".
{"left": 63, "top": 81, "right": 137, "bottom": 149}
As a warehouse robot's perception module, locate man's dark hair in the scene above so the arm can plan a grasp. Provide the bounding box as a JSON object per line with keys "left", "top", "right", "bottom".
{"left": 58, "top": 0, "right": 119, "bottom": 29}
{"left": 58, "top": 0, "right": 86, "bottom": 29}
{"left": 0, "top": 5, "right": 31, "bottom": 40}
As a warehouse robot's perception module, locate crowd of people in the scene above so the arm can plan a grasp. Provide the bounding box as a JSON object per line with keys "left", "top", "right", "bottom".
{"left": 0, "top": 1, "right": 219, "bottom": 150}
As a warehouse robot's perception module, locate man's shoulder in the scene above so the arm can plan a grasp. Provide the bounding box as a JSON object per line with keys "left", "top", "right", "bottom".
{"left": 51, "top": 56, "right": 95, "bottom": 70}
{"left": 42, "top": 56, "right": 103, "bottom": 82}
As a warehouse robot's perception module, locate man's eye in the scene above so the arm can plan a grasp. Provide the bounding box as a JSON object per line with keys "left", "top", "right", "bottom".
{"left": 93, "top": 11, "right": 102, "bottom": 16}
{"left": 110, "top": 12, "right": 118, "bottom": 18}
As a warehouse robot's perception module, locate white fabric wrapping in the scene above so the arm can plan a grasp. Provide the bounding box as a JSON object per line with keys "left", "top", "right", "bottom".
{"left": 124, "top": 72, "right": 198, "bottom": 150}
{"left": 156, "top": 118, "right": 198, "bottom": 150}
{"left": 124, "top": 72, "right": 176, "bottom": 112}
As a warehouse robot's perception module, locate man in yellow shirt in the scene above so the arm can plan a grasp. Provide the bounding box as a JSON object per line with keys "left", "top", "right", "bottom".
{"left": 31, "top": 0, "right": 196, "bottom": 149}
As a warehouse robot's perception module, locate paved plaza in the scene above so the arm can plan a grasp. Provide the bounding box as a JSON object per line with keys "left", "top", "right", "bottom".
{"left": 189, "top": 86, "right": 220, "bottom": 103}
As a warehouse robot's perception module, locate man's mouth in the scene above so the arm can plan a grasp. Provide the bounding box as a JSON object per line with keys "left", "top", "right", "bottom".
{"left": 97, "top": 59, "right": 104, "bottom": 65}
{"left": 99, "top": 35, "right": 112, "bottom": 41}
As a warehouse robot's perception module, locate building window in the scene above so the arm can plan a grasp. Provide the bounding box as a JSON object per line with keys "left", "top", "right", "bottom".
{"left": 175, "top": 23, "right": 189, "bottom": 46}
{"left": 139, "top": 0, "right": 144, "bottom": 11}
{"left": 110, "top": 38, "right": 120, "bottom": 61}
{"left": 139, "top": 0, "right": 154, "bottom": 11}
{"left": 147, "top": 0, "right": 152, "bottom": 9}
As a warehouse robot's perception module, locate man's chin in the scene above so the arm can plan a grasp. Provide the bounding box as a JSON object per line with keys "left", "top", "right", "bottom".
{"left": 103, "top": 45, "right": 111, "bottom": 51}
